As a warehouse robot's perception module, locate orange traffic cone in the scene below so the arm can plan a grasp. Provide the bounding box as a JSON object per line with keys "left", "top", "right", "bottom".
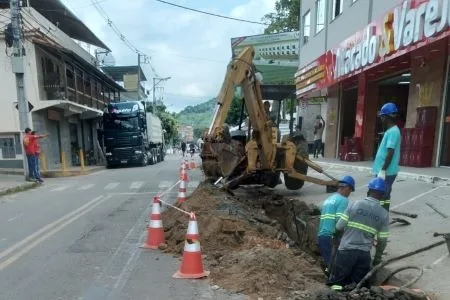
{"left": 177, "top": 179, "right": 187, "bottom": 203}
{"left": 173, "top": 213, "right": 209, "bottom": 279}
{"left": 179, "top": 161, "right": 186, "bottom": 174}
{"left": 142, "top": 196, "right": 165, "bottom": 249}
{"left": 190, "top": 157, "right": 196, "bottom": 169}
{"left": 180, "top": 165, "right": 189, "bottom": 182}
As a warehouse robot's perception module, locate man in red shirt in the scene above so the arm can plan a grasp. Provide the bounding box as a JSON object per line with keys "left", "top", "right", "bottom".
{"left": 23, "top": 128, "right": 48, "bottom": 183}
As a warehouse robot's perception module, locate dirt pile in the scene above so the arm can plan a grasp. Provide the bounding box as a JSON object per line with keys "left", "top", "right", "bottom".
{"left": 161, "top": 182, "right": 326, "bottom": 299}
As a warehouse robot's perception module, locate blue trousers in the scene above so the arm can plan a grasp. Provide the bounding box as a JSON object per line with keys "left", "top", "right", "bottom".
{"left": 318, "top": 235, "right": 333, "bottom": 267}
{"left": 328, "top": 249, "right": 371, "bottom": 288}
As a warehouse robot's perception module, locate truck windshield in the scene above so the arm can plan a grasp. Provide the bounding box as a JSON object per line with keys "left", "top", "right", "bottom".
{"left": 104, "top": 116, "right": 139, "bottom": 131}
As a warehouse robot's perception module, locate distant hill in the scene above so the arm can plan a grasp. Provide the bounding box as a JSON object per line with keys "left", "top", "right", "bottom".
{"left": 176, "top": 98, "right": 216, "bottom": 128}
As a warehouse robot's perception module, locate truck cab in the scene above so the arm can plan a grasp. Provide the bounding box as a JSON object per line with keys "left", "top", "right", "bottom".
{"left": 103, "top": 101, "right": 150, "bottom": 167}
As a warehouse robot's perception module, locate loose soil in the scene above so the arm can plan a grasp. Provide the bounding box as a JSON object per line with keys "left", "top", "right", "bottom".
{"left": 162, "top": 183, "right": 325, "bottom": 299}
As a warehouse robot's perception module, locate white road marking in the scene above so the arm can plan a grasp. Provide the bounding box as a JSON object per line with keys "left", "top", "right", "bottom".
{"left": 0, "top": 195, "right": 111, "bottom": 271}
{"left": 158, "top": 181, "right": 173, "bottom": 189}
{"left": 129, "top": 181, "right": 144, "bottom": 189}
{"left": 432, "top": 254, "right": 449, "bottom": 265}
{"left": 50, "top": 185, "right": 70, "bottom": 192}
{"left": 78, "top": 184, "right": 95, "bottom": 190}
{"left": 104, "top": 182, "right": 120, "bottom": 190}
{"left": 0, "top": 195, "right": 105, "bottom": 263}
{"left": 7, "top": 213, "right": 24, "bottom": 223}
{"left": 87, "top": 170, "right": 106, "bottom": 176}
{"left": 391, "top": 187, "right": 441, "bottom": 209}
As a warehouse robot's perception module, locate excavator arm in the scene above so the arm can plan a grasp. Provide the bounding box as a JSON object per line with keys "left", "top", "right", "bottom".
{"left": 201, "top": 46, "right": 338, "bottom": 191}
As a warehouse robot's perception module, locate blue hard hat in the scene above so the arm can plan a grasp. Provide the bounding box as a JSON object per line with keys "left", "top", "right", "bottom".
{"left": 379, "top": 102, "right": 398, "bottom": 116}
{"left": 368, "top": 177, "right": 386, "bottom": 193}
{"left": 338, "top": 175, "right": 355, "bottom": 191}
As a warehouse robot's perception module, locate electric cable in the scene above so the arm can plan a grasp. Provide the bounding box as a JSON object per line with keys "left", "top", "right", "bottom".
{"left": 154, "top": 0, "right": 269, "bottom": 25}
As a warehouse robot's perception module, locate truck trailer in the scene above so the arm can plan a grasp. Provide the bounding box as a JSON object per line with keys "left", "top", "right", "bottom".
{"left": 102, "top": 101, "right": 165, "bottom": 168}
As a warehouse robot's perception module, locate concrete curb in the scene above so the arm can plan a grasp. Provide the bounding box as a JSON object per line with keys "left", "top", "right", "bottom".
{"left": 319, "top": 162, "right": 450, "bottom": 186}
{"left": 0, "top": 182, "right": 38, "bottom": 197}
{"left": 0, "top": 167, "right": 105, "bottom": 178}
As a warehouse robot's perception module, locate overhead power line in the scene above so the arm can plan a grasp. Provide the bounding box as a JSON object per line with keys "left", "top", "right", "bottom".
{"left": 90, "top": 0, "right": 160, "bottom": 77}
{"left": 154, "top": 0, "right": 269, "bottom": 25}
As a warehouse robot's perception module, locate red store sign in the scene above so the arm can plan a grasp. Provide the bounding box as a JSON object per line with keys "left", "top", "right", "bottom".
{"left": 296, "top": 0, "right": 450, "bottom": 98}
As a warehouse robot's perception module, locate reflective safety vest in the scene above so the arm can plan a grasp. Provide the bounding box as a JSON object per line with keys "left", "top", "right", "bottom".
{"left": 318, "top": 193, "right": 349, "bottom": 237}
{"left": 336, "top": 197, "right": 389, "bottom": 253}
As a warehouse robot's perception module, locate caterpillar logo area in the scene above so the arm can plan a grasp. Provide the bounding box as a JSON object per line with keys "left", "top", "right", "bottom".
{"left": 334, "top": 0, "right": 449, "bottom": 79}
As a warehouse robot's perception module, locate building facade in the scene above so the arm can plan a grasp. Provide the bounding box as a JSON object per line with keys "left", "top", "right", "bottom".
{"left": 0, "top": 2, "right": 123, "bottom": 169}
{"left": 297, "top": 0, "right": 450, "bottom": 168}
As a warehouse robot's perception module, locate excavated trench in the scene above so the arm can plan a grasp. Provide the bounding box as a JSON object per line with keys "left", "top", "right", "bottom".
{"left": 161, "top": 183, "right": 423, "bottom": 300}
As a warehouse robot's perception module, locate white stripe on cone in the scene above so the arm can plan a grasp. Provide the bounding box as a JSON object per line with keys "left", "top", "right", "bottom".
{"left": 150, "top": 220, "right": 163, "bottom": 228}
{"left": 184, "top": 241, "right": 201, "bottom": 252}
{"left": 187, "top": 220, "right": 199, "bottom": 235}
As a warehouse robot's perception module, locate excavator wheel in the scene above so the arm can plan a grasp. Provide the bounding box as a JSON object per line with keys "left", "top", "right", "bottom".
{"left": 284, "top": 161, "right": 308, "bottom": 190}
{"left": 284, "top": 138, "right": 309, "bottom": 190}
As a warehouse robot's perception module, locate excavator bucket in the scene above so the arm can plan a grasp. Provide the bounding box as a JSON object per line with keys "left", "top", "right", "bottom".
{"left": 201, "top": 139, "right": 244, "bottom": 180}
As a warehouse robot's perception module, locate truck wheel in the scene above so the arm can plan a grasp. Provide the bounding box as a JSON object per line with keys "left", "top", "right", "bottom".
{"left": 148, "top": 152, "right": 154, "bottom": 165}
{"left": 141, "top": 153, "right": 148, "bottom": 167}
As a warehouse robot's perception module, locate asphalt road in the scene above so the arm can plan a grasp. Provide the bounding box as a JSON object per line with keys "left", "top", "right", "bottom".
{"left": 278, "top": 164, "right": 450, "bottom": 299}
{"left": 0, "top": 154, "right": 243, "bottom": 300}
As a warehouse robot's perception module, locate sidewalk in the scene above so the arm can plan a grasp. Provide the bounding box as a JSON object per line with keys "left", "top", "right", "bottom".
{"left": 0, "top": 166, "right": 105, "bottom": 178}
{"left": 314, "top": 157, "right": 450, "bottom": 186}
{"left": 0, "top": 174, "right": 38, "bottom": 196}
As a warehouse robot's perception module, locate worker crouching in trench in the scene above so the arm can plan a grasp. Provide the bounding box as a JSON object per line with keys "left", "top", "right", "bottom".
{"left": 327, "top": 178, "right": 389, "bottom": 291}
{"left": 317, "top": 176, "right": 355, "bottom": 276}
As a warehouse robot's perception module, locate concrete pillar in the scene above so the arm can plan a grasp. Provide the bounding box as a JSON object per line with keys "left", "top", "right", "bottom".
{"left": 363, "top": 82, "right": 379, "bottom": 160}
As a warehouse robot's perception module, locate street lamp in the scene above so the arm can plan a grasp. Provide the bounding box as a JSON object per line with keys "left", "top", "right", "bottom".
{"left": 153, "top": 76, "right": 171, "bottom": 113}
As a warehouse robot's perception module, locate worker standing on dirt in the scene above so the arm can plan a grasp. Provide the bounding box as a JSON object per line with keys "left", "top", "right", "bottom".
{"left": 372, "top": 102, "right": 401, "bottom": 266}
{"left": 317, "top": 175, "right": 355, "bottom": 275}
{"left": 327, "top": 178, "right": 389, "bottom": 291}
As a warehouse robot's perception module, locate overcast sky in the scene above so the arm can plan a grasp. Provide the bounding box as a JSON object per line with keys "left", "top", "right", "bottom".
{"left": 61, "top": 0, "right": 276, "bottom": 112}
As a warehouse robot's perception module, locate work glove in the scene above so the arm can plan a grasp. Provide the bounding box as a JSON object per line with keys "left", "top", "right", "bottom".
{"left": 377, "top": 170, "right": 386, "bottom": 180}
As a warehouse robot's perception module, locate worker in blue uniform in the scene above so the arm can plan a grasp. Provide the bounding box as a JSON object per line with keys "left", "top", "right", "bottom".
{"left": 328, "top": 178, "right": 389, "bottom": 291}
{"left": 372, "top": 102, "right": 401, "bottom": 266}
{"left": 317, "top": 175, "right": 355, "bottom": 275}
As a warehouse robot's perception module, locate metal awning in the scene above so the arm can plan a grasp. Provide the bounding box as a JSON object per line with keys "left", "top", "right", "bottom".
{"left": 0, "top": 0, "right": 110, "bottom": 50}
{"left": 33, "top": 100, "right": 103, "bottom": 120}
{"left": 261, "top": 85, "right": 295, "bottom": 101}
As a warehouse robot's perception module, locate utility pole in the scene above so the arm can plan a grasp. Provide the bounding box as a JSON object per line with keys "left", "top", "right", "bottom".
{"left": 10, "top": 0, "right": 30, "bottom": 179}
{"left": 137, "top": 53, "right": 142, "bottom": 101}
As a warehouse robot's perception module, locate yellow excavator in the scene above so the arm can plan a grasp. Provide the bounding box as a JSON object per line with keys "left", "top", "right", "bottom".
{"left": 200, "top": 46, "right": 339, "bottom": 192}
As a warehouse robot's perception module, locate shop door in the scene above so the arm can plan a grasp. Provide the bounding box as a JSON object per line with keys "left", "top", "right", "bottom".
{"left": 340, "top": 88, "right": 357, "bottom": 145}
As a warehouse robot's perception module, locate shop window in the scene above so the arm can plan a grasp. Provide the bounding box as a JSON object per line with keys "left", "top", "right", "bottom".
{"left": 315, "top": 0, "right": 325, "bottom": 33}
{"left": 0, "top": 136, "right": 16, "bottom": 159}
{"left": 332, "top": 0, "right": 343, "bottom": 20}
{"left": 303, "top": 10, "right": 311, "bottom": 44}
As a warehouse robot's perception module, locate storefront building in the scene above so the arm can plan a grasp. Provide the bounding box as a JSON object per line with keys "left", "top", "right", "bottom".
{"left": 297, "top": 0, "right": 450, "bottom": 167}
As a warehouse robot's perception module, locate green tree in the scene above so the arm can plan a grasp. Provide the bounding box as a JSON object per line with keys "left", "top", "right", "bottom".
{"left": 225, "top": 97, "right": 246, "bottom": 126}
{"left": 262, "top": 0, "right": 300, "bottom": 34}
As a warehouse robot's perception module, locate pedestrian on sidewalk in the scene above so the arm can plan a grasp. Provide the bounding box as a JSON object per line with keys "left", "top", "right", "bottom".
{"left": 313, "top": 115, "right": 325, "bottom": 158}
{"left": 317, "top": 175, "right": 355, "bottom": 276}
{"left": 372, "top": 102, "right": 401, "bottom": 265}
{"left": 327, "top": 178, "right": 389, "bottom": 291}
{"left": 23, "top": 128, "right": 48, "bottom": 183}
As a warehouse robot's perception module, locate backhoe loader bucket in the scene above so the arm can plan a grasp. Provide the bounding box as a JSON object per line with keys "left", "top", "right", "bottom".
{"left": 201, "top": 139, "right": 244, "bottom": 180}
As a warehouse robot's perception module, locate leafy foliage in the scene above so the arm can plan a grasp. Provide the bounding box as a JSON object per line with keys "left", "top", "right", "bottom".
{"left": 225, "top": 97, "right": 245, "bottom": 127}
{"left": 262, "top": 0, "right": 300, "bottom": 34}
